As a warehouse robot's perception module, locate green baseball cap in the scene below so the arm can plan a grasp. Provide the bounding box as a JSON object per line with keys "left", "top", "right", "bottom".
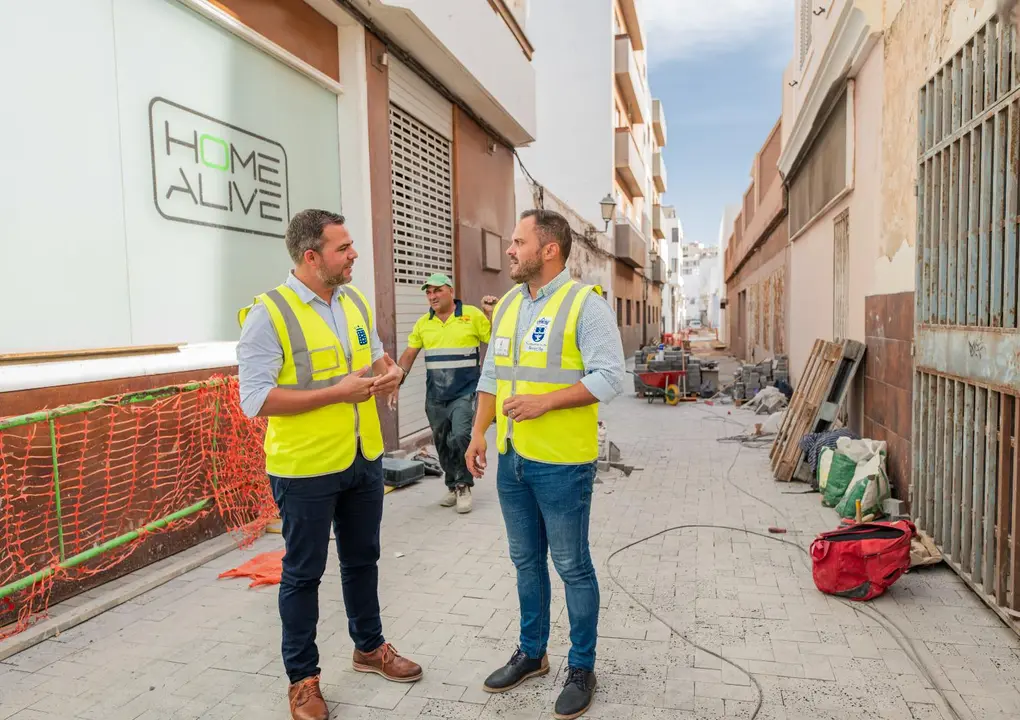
{"left": 421, "top": 273, "right": 453, "bottom": 290}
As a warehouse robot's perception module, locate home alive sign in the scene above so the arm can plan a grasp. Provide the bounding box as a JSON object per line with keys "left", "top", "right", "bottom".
{"left": 149, "top": 97, "right": 290, "bottom": 238}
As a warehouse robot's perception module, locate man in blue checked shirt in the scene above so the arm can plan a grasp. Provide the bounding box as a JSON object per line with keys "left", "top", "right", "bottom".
{"left": 465, "top": 209, "right": 625, "bottom": 720}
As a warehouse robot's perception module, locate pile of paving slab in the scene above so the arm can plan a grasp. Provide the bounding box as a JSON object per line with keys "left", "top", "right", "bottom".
{"left": 733, "top": 355, "right": 790, "bottom": 400}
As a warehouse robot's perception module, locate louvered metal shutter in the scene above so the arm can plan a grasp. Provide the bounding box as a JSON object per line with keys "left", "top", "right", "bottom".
{"left": 389, "top": 94, "right": 454, "bottom": 440}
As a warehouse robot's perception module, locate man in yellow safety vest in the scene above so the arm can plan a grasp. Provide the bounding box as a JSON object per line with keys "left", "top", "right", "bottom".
{"left": 236, "top": 209, "right": 422, "bottom": 720}
{"left": 465, "top": 209, "right": 625, "bottom": 720}
{"left": 396, "top": 273, "right": 496, "bottom": 514}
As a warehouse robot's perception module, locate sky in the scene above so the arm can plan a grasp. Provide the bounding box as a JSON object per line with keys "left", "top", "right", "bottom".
{"left": 642, "top": 0, "right": 794, "bottom": 247}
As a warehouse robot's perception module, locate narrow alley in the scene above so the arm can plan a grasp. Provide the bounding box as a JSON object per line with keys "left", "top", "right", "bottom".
{"left": 2, "top": 371, "right": 1014, "bottom": 720}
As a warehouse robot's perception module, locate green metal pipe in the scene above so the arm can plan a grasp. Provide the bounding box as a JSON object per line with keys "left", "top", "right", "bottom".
{"left": 0, "top": 498, "right": 210, "bottom": 600}
{"left": 48, "top": 419, "right": 66, "bottom": 563}
{"left": 0, "top": 377, "right": 231, "bottom": 432}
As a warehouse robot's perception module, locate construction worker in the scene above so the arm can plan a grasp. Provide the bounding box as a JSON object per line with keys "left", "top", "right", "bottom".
{"left": 236, "top": 209, "right": 422, "bottom": 720}
{"left": 396, "top": 273, "right": 497, "bottom": 513}
{"left": 465, "top": 209, "right": 625, "bottom": 720}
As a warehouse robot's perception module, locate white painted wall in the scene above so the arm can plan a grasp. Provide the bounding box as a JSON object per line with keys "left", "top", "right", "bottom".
{"left": 0, "top": 0, "right": 367, "bottom": 356}
{"left": 515, "top": 0, "right": 615, "bottom": 228}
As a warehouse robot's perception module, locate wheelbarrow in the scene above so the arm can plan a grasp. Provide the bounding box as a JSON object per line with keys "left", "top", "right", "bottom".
{"left": 630, "top": 370, "right": 686, "bottom": 406}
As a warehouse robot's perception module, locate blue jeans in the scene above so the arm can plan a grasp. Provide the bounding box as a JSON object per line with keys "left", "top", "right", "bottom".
{"left": 496, "top": 444, "right": 600, "bottom": 671}
{"left": 270, "top": 453, "right": 385, "bottom": 684}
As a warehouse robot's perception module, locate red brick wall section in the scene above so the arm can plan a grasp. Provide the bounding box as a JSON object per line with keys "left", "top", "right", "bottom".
{"left": 863, "top": 292, "right": 914, "bottom": 508}
{"left": 452, "top": 107, "right": 516, "bottom": 304}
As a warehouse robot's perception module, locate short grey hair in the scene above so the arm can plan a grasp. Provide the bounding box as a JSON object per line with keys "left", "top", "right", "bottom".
{"left": 285, "top": 209, "right": 346, "bottom": 263}
{"left": 520, "top": 208, "right": 572, "bottom": 261}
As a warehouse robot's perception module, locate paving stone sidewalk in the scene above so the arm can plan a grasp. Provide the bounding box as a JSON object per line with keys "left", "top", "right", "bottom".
{"left": 2, "top": 382, "right": 1019, "bottom": 720}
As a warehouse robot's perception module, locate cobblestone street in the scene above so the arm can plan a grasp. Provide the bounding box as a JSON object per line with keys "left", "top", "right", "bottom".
{"left": 2, "top": 381, "right": 1019, "bottom": 720}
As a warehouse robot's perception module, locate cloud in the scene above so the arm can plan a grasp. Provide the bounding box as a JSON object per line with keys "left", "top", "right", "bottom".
{"left": 639, "top": 0, "right": 794, "bottom": 66}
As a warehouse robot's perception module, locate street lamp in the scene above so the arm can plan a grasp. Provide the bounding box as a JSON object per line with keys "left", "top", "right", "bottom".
{"left": 599, "top": 194, "right": 616, "bottom": 232}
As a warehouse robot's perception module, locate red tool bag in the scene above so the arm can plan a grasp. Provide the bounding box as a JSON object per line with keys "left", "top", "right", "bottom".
{"left": 809, "top": 520, "right": 915, "bottom": 601}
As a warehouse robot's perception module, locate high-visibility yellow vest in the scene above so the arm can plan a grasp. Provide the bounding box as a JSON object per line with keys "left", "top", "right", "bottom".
{"left": 237, "top": 284, "right": 384, "bottom": 477}
{"left": 490, "top": 280, "right": 601, "bottom": 464}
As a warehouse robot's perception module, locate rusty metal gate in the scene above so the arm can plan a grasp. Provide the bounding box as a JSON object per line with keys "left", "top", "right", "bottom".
{"left": 914, "top": 15, "right": 1020, "bottom": 629}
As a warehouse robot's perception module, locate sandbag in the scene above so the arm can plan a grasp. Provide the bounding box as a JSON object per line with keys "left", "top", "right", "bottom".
{"left": 835, "top": 440, "right": 890, "bottom": 519}
{"left": 821, "top": 452, "right": 857, "bottom": 507}
{"left": 810, "top": 520, "right": 915, "bottom": 601}
{"left": 817, "top": 447, "right": 835, "bottom": 493}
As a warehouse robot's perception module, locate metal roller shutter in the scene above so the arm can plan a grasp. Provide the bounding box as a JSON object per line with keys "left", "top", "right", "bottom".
{"left": 389, "top": 63, "right": 454, "bottom": 440}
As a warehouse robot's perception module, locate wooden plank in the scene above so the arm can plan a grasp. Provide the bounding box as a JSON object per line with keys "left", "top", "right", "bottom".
{"left": 771, "top": 339, "right": 822, "bottom": 465}
{"left": 0, "top": 344, "right": 182, "bottom": 364}
{"left": 1010, "top": 397, "right": 1020, "bottom": 611}
{"left": 791, "top": 340, "right": 867, "bottom": 481}
{"left": 996, "top": 395, "right": 1014, "bottom": 606}
{"left": 776, "top": 346, "right": 839, "bottom": 482}
{"left": 984, "top": 391, "right": 1001, "bottom": 593}
{"left": 772, "top": 340, "right": 828, "bottom": 476}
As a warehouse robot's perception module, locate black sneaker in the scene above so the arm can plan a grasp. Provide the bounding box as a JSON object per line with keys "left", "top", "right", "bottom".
{"left": 554, "top": 667, "right": 597, "bottom": 719}
{"left": 482, "top": 647, "right": 549, "bottom": 693}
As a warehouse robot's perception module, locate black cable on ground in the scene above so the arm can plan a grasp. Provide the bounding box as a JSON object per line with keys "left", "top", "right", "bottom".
{"left": 605, "top": 401, "right": 966, "bottom": 720}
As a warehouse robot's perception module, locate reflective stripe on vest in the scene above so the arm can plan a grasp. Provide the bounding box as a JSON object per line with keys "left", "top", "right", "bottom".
{"left": 424, "top": 346, "right": 480, "bottom": 370}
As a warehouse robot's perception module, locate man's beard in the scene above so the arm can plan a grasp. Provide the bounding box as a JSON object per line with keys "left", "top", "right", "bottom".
{"left": 509, "top": 256, "right": 542, "bottom": 283}
{"left": 316, "top": 265, "right": 351, "bottom": 287}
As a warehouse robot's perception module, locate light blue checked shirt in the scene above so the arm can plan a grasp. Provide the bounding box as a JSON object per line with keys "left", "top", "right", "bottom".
{"left": 477, "top": 269, "right": 626, "bottom": 403}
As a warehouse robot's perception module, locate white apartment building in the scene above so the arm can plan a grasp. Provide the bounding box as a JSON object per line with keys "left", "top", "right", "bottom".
{"left": 662, "top": 207, "right": 683, "bottom": 335}
{"left": 680, "top": 242, "right": 722, "bottom": 328}
{"left": 515, "top": 0, "right": 668, "bottom": 355}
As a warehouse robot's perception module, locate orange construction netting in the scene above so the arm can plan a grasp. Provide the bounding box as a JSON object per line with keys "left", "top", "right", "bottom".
{"left": 0, "top": 376, "right": 274, "bottom": 639}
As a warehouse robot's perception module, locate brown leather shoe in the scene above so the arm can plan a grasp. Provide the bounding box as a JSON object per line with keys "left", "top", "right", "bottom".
{"left": 287, "top": 675, "right": 328, "bottom": 720}
{"left": 352, "top": 642, "right": 423, "bottom": 683}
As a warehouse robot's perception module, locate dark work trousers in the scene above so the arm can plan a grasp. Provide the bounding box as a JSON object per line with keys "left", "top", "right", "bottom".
{"left": 269, "top": 451, "right": 385, "bottom": 684}
{"left": 424, "top": 393, "right": 475, "bottom": 489}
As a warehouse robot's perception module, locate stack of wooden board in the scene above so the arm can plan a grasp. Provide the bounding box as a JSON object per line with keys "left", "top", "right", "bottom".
{"left": 770, "top": 339, "right": 866, "bottom": 482}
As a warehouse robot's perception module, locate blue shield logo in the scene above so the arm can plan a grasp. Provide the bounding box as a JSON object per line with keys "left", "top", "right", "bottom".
{"left": 531, "top": 318, "right": 550, "bottom": 344}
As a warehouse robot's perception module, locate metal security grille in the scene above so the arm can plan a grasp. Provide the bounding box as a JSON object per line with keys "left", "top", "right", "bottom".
{"left": 390, "top": 104, "right": 454, "bottom": 287}
{"left": 914, "top": 16, "right": 1020, "bottom": 630}
{"left": 833, "top": 209, "right": 849, "bottom": 341}
{"left": 390, "top": 102, "right": 454, "bottom": 439}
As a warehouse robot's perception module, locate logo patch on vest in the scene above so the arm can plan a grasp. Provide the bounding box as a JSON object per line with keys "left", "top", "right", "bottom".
{"left": 524, "top": 318, "right": 551, "bottom": 353}
{"left": 356, "top": 327, "right": 369, "bottom": 346}
{"left": 493, "top": 337, "right": 511, "bottom": 358}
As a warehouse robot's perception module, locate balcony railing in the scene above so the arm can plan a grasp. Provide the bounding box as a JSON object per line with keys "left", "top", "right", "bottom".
{"left": 651, "top": 257, "right": 666, "bottom": 284}
{"left": 615, "top": 127, "right": 645, "bottom": 198}
{"left": 652, "top": 203, "right": 664, "bottom": 240}
{"left": 652, "top": 99, "right": 667, "bottom": 148}
{"left": 615, "top": 216, "right": 646, "bottom": 269}
{"left": 616, "top": 0, "right": 646, "bottom": 51}
{"left": 614, "top": 35, "right": 646, "bottom": 125}
{"left": 653, "top": 151, "right": 667, "bottom": 193}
